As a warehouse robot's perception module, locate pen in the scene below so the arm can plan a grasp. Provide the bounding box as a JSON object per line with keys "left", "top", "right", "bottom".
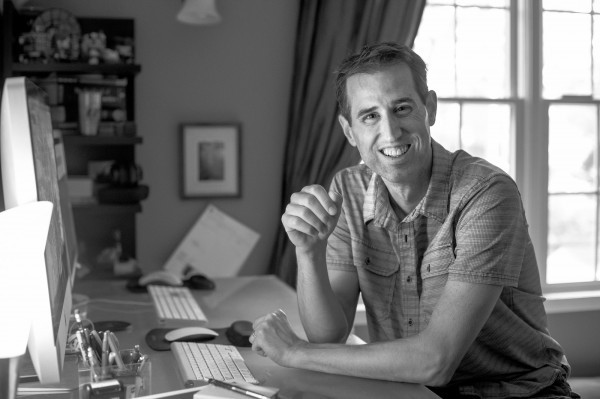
{"left": 76, "top": 330, "right": 89, "bottom": 366}
{"left": 137, "top": 354, "right": 148, "bottom": 374}
{"left": 87, "top": 347, "right": 99, "bottom": 382}
{"left": 74, "top": 309, "right": 83, "bottom": 329}
{"left": 107, "top": 331, "right": 126, "bottom": 370}
{"left": 207, "top": 378, "right": 270, "bottom": 399}
{"left": 131, "top": 344, "right": 141, "bottom": 363}
{"left": 83, "top": 328, "right": 92, "bottom": 347}
{"left": 101, "top": 331, "right": 110, "bottom": 376}
{"left": 90, "top": 330, "right": 103, "bottom": 357}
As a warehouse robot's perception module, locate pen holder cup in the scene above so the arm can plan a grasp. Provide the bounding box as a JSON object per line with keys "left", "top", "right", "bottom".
{"left": 78, "top": 349, "right": 151, "bottom": 398}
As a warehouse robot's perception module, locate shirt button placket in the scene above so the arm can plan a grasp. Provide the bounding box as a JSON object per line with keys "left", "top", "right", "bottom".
{"left": 403, "top": 224, "right": 418, "bottom": 333}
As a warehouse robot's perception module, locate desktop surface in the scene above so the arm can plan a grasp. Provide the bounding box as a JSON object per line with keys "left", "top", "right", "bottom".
{"left": 59, "top": 275, "right": 439, "bottom": 398}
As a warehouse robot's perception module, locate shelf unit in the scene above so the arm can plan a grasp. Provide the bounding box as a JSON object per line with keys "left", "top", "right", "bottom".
{"left": 1, "top": 1, "right": 145, "bottom": 272}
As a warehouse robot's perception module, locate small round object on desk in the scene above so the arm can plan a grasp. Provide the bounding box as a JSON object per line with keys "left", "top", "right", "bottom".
{"left": 145, "top": 328, "right": 173, "bottom": 351}
{"left": 225, "top": 320, "right": 253, "bottom": 347}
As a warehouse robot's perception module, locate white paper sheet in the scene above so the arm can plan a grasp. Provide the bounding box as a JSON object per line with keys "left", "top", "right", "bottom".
{"left": 164, "top": 204, "right": 260, "bottom": 278}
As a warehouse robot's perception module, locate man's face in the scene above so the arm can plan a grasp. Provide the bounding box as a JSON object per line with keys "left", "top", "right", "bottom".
{"left": 339, "top": 63, "right": 437, "bottom": 185}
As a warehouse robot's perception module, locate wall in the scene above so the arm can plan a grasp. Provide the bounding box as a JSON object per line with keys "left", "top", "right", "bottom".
{"left": 25, "top": 0, "right": 299, "bottom": 276}
{"left": 548, "top": 310, "right": 600, "bottom": 377}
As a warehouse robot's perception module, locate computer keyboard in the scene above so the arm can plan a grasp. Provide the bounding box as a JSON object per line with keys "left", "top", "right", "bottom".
{"left": 147, "top": 285, "right": 208, "bottom": 326}
{"left": 171, "top": 342, "right": 258, "bottom": 387}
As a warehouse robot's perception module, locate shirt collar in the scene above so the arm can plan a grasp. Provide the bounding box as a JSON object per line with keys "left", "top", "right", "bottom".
{"left": 363, "top": 139, "right": 451, "bottom": 225}
{"left": 414, "top": 139, "right": 451, "bottom": 223}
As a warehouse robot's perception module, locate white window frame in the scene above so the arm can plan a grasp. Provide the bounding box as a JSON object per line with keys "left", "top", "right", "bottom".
{"left": 420, "top": 0, "right": 600, "bottom": 311}
{"left": 518, "top": 0, "right": 600, "bottom": 311}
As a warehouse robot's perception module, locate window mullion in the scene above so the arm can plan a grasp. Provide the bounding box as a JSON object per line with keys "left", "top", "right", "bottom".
{"left": 454, "top": 4, "right": 459, "bottom": 96}
{"left": 518, "top": 0, "right": 549, "bottom": 288}
{"left": 592, "top": 11, "right": 595, "bottom": 96}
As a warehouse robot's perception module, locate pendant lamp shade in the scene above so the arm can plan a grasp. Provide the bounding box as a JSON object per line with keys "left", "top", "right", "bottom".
{"left": 177, "top": 0, "right": 222, "bottom": 25}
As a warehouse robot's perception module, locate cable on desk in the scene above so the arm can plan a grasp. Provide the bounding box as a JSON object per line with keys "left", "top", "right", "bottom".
{"left": 76, "top": 298, "right": 154, "bottom": 307}
{"left": 74, "top": 298, "right": 155, "bottom": 315}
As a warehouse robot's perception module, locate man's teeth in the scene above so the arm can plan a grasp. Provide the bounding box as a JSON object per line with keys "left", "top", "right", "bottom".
{"left": 381, "top": 145, "right": 409, "bottom": 157}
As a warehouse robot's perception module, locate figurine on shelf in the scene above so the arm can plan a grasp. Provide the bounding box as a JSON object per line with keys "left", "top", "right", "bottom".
{"left": 18, "top": 26, "right": 52, "bottom": 63}
{"left": 114, "top": 36, "right": 135, "bottom": 64}
{"left": 81, "top": 31, "right": 106, "bottom": 64}
{"left": 52, "top": 31, "right": 79, "bottom": 61}
{"left": 102, "top": 48, "right": 120, "bottom": 64}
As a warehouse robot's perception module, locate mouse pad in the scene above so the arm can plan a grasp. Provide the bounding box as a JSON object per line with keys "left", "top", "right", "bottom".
{"left": 145, "top": 327, "right": 230, "bottom": 351}
{"left": 94, "top": 320, "right": 131, "bottom": 332}
{"left": 126, "top": 278, "right": 147, "bottom": 293}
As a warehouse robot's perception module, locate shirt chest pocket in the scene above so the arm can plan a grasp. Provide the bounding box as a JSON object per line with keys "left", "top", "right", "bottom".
{"left": 354, "top": 244, "right": 399, "bottom": 322}
{"left": 420, "top": 245, "right": 454, "bottom": 322}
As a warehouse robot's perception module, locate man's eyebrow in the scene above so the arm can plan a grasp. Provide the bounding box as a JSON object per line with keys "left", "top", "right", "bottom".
{"left": 395, "top": 97, "right": 417, "bottom": 105}
{"left": 356, "top": 106, "right": 378, "bottom": 118}
{"left": 355, "top": 97, "right": 417, "bottom": 118}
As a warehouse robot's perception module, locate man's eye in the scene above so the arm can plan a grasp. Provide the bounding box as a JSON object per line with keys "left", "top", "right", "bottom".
{"left": 395, "top": 105, "right": 412, "bottom": 115}
{"left": 361, "top": 113, "right": 378, "bottom": 123}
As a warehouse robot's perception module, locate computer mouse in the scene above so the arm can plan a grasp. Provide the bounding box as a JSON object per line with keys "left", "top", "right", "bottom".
{"left": 225, "top": 320, "right": 253, "bottom": 347}
{"left": 164, "top": 326, "right": 219, "bottom": 342}
{"left": 138, "top": 270, "right": 184, "bottom": 287}
{"left": 184, "top": 273, "right": 215, "bottom": 290}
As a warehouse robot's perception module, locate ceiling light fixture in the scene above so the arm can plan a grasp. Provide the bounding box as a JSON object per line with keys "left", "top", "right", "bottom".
{"left": 177, "top": 0, "right": 222, "bottom": 25}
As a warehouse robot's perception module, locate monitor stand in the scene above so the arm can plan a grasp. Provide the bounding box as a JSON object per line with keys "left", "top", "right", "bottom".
{"left": 0, "top": 356, "right": 21, "bottom": 399}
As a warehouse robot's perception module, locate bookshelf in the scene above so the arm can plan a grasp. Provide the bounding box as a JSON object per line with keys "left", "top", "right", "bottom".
{"left": 1, "top": 0, "right": 146, "bottom": 273}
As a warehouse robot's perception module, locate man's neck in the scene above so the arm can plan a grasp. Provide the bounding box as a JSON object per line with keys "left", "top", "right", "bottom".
{"left": 386, "top": 183, "right": 427, "bottom": 217}
{"left": 383, "top": 167, "right": 432, "bottom": 217}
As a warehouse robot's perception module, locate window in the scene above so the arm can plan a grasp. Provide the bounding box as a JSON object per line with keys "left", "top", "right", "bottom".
{"left": 415, "top": 0, "right": 514, "bottom": 176}
{"left": 414, "top": 0, "right": 600, "bottom": 294}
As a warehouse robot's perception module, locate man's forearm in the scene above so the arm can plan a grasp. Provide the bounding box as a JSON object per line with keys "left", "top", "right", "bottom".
{"left": 287, "top": 335, "right": 446, "bottom": 386}
{"left": 296, "top": 246, "right": 350, "bottom": 343}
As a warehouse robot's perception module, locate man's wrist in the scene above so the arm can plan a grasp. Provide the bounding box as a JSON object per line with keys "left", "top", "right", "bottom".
{"left": 285, "top": 340, "right": 310, "bottom": 369}
{"left": 296, "top": 243, "right": 326, "bottom": 262}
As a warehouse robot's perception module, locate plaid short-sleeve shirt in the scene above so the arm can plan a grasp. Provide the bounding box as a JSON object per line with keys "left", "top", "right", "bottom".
{"left": 326, "top": 140, "right": 570, "bottom": 398}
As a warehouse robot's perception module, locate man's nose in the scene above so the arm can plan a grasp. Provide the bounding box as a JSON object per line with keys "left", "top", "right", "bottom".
{"left": 380, "top": 114, "right": 402, "bottom": 139}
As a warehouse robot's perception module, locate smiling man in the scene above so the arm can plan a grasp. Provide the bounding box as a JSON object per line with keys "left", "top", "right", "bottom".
{"left": 250, "top": 42, "right": 578, "bottom": 398}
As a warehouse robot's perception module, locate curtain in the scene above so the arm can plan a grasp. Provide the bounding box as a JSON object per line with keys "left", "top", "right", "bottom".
{"left": 270, "top": 0, "right": 426, "bottom": 287}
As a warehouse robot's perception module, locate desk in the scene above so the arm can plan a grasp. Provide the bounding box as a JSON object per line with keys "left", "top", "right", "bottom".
{"left": 73, "top": 275, "right": 439, "bottom": 399}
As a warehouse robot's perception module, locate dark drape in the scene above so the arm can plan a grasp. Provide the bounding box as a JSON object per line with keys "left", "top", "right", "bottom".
{"left": 270, "top": 0, "right": 426, "bottom": 287}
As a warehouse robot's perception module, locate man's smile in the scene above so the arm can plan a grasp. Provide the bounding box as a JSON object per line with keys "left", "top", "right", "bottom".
{"left": 380, "top": 144, "right": 411, "bottom": 158}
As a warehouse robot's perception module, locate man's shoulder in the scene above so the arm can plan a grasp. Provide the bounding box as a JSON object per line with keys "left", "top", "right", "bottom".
{"left": 450, "top": 150, "right": 516, "bottom": 189}
{"left": 441, "top": 149, "right": 523, "bottom": 211}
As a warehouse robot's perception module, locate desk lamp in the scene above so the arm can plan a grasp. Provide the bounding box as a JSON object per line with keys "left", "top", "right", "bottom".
{"left": 0, "top": 201, "right": 53, "bottom": 399}
{"left": 177, "top": 0, "right": 221, "bottom": 25}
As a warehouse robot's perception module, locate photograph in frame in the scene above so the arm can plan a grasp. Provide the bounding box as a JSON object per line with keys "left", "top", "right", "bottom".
{"left": 181, "top": 124, "right": 240, "bottom": 198}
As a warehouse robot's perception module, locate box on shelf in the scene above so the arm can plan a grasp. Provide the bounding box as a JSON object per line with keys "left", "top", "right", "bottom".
{"left": 67, "top": 176, "right": 94, "bottom": 199}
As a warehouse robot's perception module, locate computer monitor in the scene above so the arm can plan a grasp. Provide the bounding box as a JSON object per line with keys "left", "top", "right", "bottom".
{"left": 0, "top": 76, "right": 79, "bottom": 383}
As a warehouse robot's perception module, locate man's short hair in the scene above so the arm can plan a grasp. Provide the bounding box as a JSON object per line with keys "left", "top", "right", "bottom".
{"left": 335, "top": 42, "right": 429, "bottom": 122}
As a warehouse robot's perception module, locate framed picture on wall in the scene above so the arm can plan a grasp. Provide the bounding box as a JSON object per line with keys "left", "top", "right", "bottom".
{"left": 181, "top": 124, "right": 240, "bottom": 198}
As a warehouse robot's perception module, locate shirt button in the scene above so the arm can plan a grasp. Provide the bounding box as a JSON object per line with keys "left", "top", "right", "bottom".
{"left": 365, "top": 257, "right": 370, "bottom": 265}
{"left": 408, "top": 318, "right": 413, "bottom": 326}
{"left": 427, "top": 264, "right": 431, "bottom": 272}
{"left": 406, "top": 276, "right": 412, "bottom": 283}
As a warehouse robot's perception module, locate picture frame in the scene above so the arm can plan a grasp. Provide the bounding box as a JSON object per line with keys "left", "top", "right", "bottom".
{"left": 180, "top": 124, "right": 240, "bottom": 198}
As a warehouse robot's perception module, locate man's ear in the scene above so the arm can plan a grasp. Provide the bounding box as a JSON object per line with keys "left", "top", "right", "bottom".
{"left": 338, "top": 114, "right": 357, "bottom": 147}
{"left": 425, "top": 90, "right": 438, "bottom": 126}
